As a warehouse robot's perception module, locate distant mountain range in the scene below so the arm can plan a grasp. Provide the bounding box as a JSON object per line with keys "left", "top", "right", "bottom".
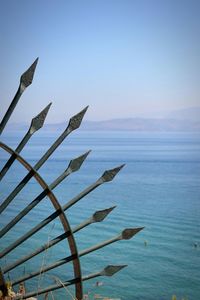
{"left": 5, "top": 107, "right": 200, "bottom": 132}
{"left": 160, "top": 106, "right": 200, "bottom": 122}
{"left": 80, "top": 118, "right": 200, "bottom": 131}
{"left": 6, "top": 117, "right": 200, "bottom": 132}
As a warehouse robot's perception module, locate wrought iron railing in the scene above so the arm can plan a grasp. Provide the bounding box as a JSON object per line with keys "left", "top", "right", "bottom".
{"left": 0, "top": 59, "right": 144, "bottom": 299}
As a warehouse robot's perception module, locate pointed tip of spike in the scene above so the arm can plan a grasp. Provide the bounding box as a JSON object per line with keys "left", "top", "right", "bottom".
{"left": 47, "top": 101, "right": 53, "bottom": 108}
{"left": 68, "top": 106, "right": 89, "bottom": 131}
{"left": 101, "top": 164, "right": 125, "bottom": 182}
{"left": 20, "top": 58, "right": 39, "bottom": 89}
{"left": 84, "top": 105, "right": 89, "bottom": 111}
{"left": 101, "top": 265, "right": 127, "bottom": 277}
{"left": 93, "top": 206, "right": 116, "bottom": 222}
{"left": 68, "top": 150, "right": 91, "bottom": 172}
{"left": 32, "top": 57, "right": 39, "bottom": 67}
{"left": 29, "top": 102, "right": 52, "bottom": 134}
{"left": 121, "top": 227, "right": 144, "bottom": 240}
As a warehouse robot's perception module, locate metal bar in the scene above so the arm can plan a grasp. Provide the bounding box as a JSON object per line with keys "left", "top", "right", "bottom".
{"left": 0, "top": 103, "right": 51, "bottom": 182}
{"left": 0, "top": 165, "right": 124, "bottom": 258}
{"left": 0, "top": 151, "right": 90, "bottom": 238}
{"left": 0, "top": 58, "right": 38, "bottom": 135}
{"left": 0, "top": 106, "right": 88, "bottom": 213}
{"left": 62, "top": 165, "right": 125, "bottom": 212}
{"left": 14, "top": 265, "right": 127, "bottom": 300}
{"left": 3, "top": 207, "right": 115, "bottom": 273}
{"left": 72, "top": 206, "right": 116, "bottom": 232}
{"left": 0, "top": 142, "right": 83, "bottom": 299}
{"left": 11, "top": 227, "right": 143, "bottom": 286}
{"left": 34, "top": 106, "right": 89, "bottom": 170}
{"left": 79, "top": 227, "right": 144, "bottom": 256}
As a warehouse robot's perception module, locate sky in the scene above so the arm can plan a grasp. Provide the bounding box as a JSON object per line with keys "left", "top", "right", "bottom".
{"left": 0, "top": 0, "right": 200, "bottom": 123}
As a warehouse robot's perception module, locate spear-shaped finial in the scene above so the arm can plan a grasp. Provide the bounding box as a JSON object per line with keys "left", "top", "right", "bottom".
{"left": 0, "top": 102, "right": 51, "bottom": 184}
{"left": 100, "top": 164, "right": 125, "bottom": 183}
{"left": 20, "top": 58, "right": 39, "bottom": 91}
{"left": 10, "top": 225, "right": 143, "bottom": 285}
{"left": 29, "top": 102, "right": 52, "bottom": 134}
{"left": 120, "top": 227, "right": 144, "bottom": 240}
{"left": 13, "top": 265, "right": 127, "bottom": 299}
{"left": 79, "top": 227, "right": 144, "bottom": 258}
{"left": 100, "top": 265, "right": 127, "bottom": 276}
{"left": 3, "top": 206, "right": 115, "bottom": 273}
{"left": 68, "top": 150, "right": 91, "bottom": 173}
{"left": 92, "top": 206, "right": 116, "bottom": 222}
{"left": 0, "top": 150, "right": 91, "bottom": 238}
{"left": 0, "top": 58, "right": 39, "bottom": 135}
{"left": 68, "top": 106, "right": 89, "bottom": 131}
{"left": 0, "top": 106, "right": 88, "bottom": 213}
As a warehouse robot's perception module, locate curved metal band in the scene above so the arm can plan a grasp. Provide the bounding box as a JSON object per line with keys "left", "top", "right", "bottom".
{"left": 0, "top": 141, "right": 83, "bottom": 299}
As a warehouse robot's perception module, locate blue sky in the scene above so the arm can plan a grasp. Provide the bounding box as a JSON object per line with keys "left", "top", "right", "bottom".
{"left": 0, "top": 0, "right": 199, "bottom": 122}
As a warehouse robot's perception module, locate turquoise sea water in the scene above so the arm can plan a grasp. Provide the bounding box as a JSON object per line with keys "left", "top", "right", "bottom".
{"left": 0, "top": 130, "right": 200, "bottom": 300}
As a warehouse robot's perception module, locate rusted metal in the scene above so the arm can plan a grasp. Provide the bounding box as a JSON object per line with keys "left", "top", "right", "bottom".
{"left": 0, "top": 103, "right": 51, "bottom": 182}
{"left": 0, "top": 58, "right": 38, "bottom": 135}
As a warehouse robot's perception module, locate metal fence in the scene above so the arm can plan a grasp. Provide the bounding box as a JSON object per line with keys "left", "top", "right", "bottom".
{"left": 0, "top": 59, "right": 144, "bottom": 299}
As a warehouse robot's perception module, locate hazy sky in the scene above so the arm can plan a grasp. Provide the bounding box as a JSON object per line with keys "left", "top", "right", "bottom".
{"left": 0, "top": 0, "right": 200, "bottom": 123}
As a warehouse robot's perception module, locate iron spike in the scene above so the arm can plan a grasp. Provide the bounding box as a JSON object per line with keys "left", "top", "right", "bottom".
{"left": 0, "top": 107, "right": 88, "bottom": 213}
{"left": 12, "top": 225, "right": 142, "bottom": 286}
{"left": 92, "top": 206, "right": 116, "bottom": 222}
{"left": 67, "top": 150, "right": 91, "bottom": 173}
{"left": 68, "top": 106, "right": 89, "bottom": 131}
{"left": 33, "top": 106, "right": 89, "bottom": 169}
{"left": 0, "top": 103, "right": 52, "bottom": 182}
{"left": 11, "top": 226, "right": 141, "bottom": 285}
{"left": 9, "top": 219, "right": 128, "bottom": 287}
{"left": 20, "top": 57, "right": 39, "bottom": 91}
{"left": 29, "top": 102, "right": 52, "bottom": 134}
{"left": 71, "top": 206, "right": 116, "bottom": 234}
{"left": 120, "top": 227, "right": 145, "bottom": 240}
{"left": 0, "top": 151, "right": 90, "bottom": 238}
{"left": 3, "top": 206, "right": 115, "bottom": 273}
{"left": 63, "top": 165, "right": 124, "bottom": 210}
{"left": 78, "top": 227, "right": 144, "bottom": 258}
{"left": 0, "top": 58, "right": 39, "bottom": 135}
{"left": 14, "top": 264, "right": 127, "bottom": 300}
{"left": 0, "top": 164, "right": 122, "bottom": 255}
{"left": 100, "top": 164, "right": 125, "bottom": 183}
{"left": 14, "top": 265, "right": 127, "bottom": 299}
{"left": 50, "top": 150, "right": 91, "bottom": 188}
{"left": 100, "top": 265, "right": 127, "bottom": 277}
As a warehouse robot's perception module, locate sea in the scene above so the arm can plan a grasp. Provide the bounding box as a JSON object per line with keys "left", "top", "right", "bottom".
{"left": 0, "top": 129, "right": 199, "bottom": 300}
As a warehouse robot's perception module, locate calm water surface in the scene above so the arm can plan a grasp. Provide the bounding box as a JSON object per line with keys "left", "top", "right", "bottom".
{"left": 0, "top": 130, "right": 199, "bottom": 300}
